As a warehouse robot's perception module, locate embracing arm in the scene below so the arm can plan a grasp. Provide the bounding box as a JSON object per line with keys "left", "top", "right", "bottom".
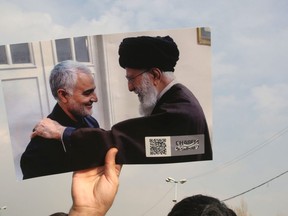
{"left": 31, "top": 118, "right": 114, "bottom": 169}
{"left": 31, "top": 118, "right": 66, "bottom": 140}
{"left": 32, "top": 101, "right": 212, "bottom": 166}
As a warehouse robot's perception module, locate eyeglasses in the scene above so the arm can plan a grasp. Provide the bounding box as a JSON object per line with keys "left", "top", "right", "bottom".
{"left": 125, "top": 69, "right": 150, "bottom": 83}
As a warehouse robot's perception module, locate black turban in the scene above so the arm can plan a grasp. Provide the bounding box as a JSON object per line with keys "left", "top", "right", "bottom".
{"left": 118, "top": 35, "right": 179, "bottom": 72}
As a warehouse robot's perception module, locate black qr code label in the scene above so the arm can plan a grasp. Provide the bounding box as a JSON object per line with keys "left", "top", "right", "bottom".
{"left": 145, "top": 137, "right": 171, "bottom": 157}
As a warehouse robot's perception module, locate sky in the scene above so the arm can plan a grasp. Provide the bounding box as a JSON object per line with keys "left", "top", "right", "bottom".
{"left": 0, "top": 0, "right": 288, "bottom": 215}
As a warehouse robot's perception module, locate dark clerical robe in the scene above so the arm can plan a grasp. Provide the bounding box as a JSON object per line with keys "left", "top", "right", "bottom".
{"left": 63, "top": 83, "right": 212, "bottom": 170}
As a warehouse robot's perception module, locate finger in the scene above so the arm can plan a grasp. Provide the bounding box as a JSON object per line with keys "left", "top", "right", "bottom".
{"left": 30, "top": 131, "right": 37, "bottom": 139}
{"left": 105, "top": 148, "right": 118, "bottom": 166}
{"left": 30, "top": 125, "right": 40, "bottom": 138}
{"left": 115, "top": 165, "right": 122, "bottom": 177}
{"left": 105, "top": 148, "right": 122, "bottom": 177}
{"left": 104, "top": 148, "right": 120, "bottom": 178}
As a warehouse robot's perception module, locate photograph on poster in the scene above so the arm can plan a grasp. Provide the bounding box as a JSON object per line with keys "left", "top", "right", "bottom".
{"left": 197, "top": 27, "right": 211, "bottom": 46}
{"left": 0, "top": 27, "right": 213, "bottom": 180}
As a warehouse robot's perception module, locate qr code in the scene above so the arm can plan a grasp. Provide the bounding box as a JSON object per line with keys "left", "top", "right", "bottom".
{"left": 148, "top": 138, "right": 167, "bottom": 155}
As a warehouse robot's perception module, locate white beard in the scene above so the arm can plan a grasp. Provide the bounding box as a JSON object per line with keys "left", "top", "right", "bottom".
{"left": 135, "top": 74, "right": 158, "bottom": 116}
{"left": 139, "top": 95, "right": 157, "bottom": 116}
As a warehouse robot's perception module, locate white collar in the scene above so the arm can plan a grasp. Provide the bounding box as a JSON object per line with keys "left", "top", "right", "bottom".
{"left": 157, "top": 79, "right": 178, "bottom": 100}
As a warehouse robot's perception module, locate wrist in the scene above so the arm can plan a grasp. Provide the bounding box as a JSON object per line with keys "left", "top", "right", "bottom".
{"left": 68, "top": 206, "right": 106, "bottom": 216}
{"left": 56, "top": 126, "right": 66, "bottom": 140}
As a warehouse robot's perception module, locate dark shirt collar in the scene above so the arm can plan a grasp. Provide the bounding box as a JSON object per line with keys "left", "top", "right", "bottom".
{"left": 49, "top": 104, "right": 88, "bottom": 128}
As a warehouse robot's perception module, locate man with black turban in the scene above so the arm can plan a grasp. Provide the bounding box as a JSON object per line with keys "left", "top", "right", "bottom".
{"left": 32, "top": 35, "right": 212, "bottom": 170}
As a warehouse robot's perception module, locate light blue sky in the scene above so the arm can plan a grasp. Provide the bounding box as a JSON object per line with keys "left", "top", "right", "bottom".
{"left": 0, "top": 1, "right": 288, "bottom": 215}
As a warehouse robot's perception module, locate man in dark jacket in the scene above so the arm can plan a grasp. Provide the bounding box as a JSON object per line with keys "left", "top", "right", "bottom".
{"left": 20, "top": 60, "right": 99, "bottom": 179}
{"left": 32, "top": 35, "right": 212, "bottom": 168}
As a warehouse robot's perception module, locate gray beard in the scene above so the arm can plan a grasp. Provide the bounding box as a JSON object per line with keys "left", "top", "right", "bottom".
{"left": 138, "top": 87, "right": 158, "bottom": 116}
{"left": 135, "top": 73, "right": 159, "bottom": 116}
{"left": 139, "top": 100, "right": 156, "bottom": 116}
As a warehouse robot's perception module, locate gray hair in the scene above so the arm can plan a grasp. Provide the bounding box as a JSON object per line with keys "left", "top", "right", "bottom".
{"left": 49, "top": 60, "right": 92, "bottom": 100}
